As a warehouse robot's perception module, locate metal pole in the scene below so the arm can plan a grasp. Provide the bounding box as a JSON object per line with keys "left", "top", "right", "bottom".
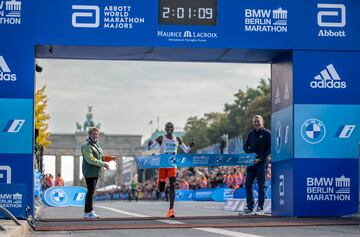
{"left": 0, "top": 206, "right": 21, "bottom": 225}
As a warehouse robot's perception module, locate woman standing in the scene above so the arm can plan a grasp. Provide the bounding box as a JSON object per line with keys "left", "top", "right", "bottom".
{"left": 81, "top": 127, "right": 115, "bottom": 219}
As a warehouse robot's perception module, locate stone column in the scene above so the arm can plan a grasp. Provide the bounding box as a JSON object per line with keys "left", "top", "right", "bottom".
{"left": 55, "top": 155, "right": 61, "bottom": 177}
{"left": 115, "top": 155, "right": 123, "bottom": 186}
{"left": 73, "top": 156, "right": 81, "bottom": 186}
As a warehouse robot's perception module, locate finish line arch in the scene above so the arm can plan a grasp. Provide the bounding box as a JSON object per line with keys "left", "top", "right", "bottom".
{"left": 0, "top": 0, "right": 359, "bottom": 218}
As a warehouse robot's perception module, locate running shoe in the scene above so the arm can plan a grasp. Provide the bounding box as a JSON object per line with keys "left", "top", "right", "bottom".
{"left": 166, "top": 208, "right": 175, "bottom": 218}
{"left": 239, "top": 207, "right": 254, "bottom": 215}
{"left": 254, "top": 207, "right": 264, "bottom": 215}
{"left": 84, "top": 211, "right": 100, "bottom": 219}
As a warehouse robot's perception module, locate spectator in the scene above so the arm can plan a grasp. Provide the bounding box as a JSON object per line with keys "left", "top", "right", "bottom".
{"left": 81, "top": 127, "right": 115, "bottom": 219}
{"left": 200, "top": 176, "right": 208, "bottom": 189}
{"left": 242, "top": 115, "right": 271, "bottom": 215}
{"left": 54, "top": 173, "right": 64, "bottom": 186}
{"left": 179, "top": 178, "right": 189, "bottom": 190}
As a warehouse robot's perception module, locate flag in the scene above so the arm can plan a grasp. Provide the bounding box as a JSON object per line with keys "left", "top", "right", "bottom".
{"left": 148, "top": 120, "right": 153, "bottom": 125}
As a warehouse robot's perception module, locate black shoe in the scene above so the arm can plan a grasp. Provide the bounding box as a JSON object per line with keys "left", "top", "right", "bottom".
{"left": 239, "top": 207, "right": 253, "bottom": 215}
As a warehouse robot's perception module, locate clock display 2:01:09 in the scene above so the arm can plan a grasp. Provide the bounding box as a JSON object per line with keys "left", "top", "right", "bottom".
{"left": 162, "top": 7, "right": 214, "bottom": 20}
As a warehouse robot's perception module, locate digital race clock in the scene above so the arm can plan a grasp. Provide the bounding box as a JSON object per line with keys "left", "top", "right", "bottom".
{"left": 158, "top": 0, "right": 217, "bottom": 26}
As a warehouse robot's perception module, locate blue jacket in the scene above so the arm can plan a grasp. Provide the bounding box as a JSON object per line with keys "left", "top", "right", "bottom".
{"left": 243, "top": 128, "right": 271, "bottom": 165}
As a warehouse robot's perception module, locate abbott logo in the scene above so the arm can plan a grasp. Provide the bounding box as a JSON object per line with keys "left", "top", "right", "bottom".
{"left": 3, "top": 119, "right": 25, "bottom": 133}
{"left": 317, "top": 4, "right": 346, "bottom": 37}
{"left": 72, "top": 5, "right": 100, "bottom": 28}
{"left": 311, "top": 64, "right": 346, "bottom": 89}
{"left": 0, "top": 56, "right": 16, "bottom": 81}
{"left": 317, "top": 4, "right": 345, "bottom": 27}
{"left": 0, "top": 166, "right": 12, "bottom": 184}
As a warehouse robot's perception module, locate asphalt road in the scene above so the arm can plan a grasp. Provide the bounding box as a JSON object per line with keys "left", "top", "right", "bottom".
{"left": 27, "top": 200, "right": 360, "bottom": 237}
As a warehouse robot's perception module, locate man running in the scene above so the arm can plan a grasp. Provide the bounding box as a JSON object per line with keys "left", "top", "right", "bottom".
{"left": 148, "top": 122, "right": 195, "bottom": 218}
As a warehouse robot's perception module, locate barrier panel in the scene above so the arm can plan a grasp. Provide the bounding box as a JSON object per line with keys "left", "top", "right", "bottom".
{"left": 135, "top": 153, "right": 256, "bottom": 169}
{"left": 43, "top": 186, "right": 87, "bottom": 207}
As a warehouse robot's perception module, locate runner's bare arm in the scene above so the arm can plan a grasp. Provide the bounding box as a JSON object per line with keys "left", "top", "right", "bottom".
{"left": 148, "top": 136, "right": 163, "bottom": 150}
{"left": 177, "top": 137, "right": 195, "bottom": 153}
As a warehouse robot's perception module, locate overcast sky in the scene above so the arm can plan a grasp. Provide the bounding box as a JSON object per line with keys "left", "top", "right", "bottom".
{"left": 36, "top": 59, "right": 269, "bottom": 181}
{"left": 36, "top": 59, "right": 269, "bottom": 139}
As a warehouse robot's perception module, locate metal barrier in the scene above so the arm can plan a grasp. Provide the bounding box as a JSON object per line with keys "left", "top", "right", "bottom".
{"left": 0, "top": 206, "right": 21, "bottom": 231}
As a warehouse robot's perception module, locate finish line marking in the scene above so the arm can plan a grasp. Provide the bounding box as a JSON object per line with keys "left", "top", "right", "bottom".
{"left": 95, "top": 205, "right": 149, "bottom": 217}
{"left": 95, "top": 205, "right": 263, "bottom": 237}
{"left": 195, "top": 228, "right": 264, "bottom": 237}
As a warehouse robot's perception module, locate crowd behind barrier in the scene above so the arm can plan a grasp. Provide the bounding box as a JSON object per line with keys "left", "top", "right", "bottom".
{"left": 93, "top": 165, "right": 272, "bottom": 201}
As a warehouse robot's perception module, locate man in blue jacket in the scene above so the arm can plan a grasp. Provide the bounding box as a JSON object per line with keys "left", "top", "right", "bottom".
{"left": 242, "top": 115, "right": 271, "bottom": 215}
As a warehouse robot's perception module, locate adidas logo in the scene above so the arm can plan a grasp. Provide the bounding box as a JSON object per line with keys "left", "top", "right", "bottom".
{"left": 0, "top": 56, "right": 16, "bottom": 81}
{"left": 310, "top": 64, "right": 346, "bottom": 89}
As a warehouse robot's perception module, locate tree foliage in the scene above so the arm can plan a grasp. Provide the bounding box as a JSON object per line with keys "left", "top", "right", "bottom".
{"left": 35, "top": 86, "right": 51, "bottom": 147}
{"left": 182, "top": 78, "right": 270, "bottom": 151}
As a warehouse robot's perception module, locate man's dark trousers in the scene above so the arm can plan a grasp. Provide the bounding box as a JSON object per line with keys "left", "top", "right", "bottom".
{"left": 245, "top": 163, "right": 267, "bottom": 210}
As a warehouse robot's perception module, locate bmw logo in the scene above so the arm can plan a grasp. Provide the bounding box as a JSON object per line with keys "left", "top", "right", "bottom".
{"left": 176, "top": 191, "right": 182, "bottom": 198}
{"left": 301, "top": 118, "right": 326, "bottom": 144}
{"left": 168, "top": 155, "right": 177, "bottom": 166}
{"left": 216, "top": 155, "right": 223, "bottom": 164}
{"left": 275, "top": 121, "right": 282, "bottom": 153}
{"left": 50, "top": 189, "right": 67, "bottom": 205}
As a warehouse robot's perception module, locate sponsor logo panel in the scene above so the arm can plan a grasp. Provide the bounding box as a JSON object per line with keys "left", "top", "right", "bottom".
{"left": 310, "top": 64, "right": 346, "bottom": 89}
{"left": 0, "top": 99, "right": 33, "bottom": 154}
{"left": 271, "top": 160, "right": 294, "bottom": 216}
{"left": 294, "top": 51, "right": 360, "bottom": 104}
{"left": 294, "top": 158, "right": 358, "bottom": 216}
{"left": 0, "top": 56, "right": 17, "bottom": 82}
{"left": 244, "top": 7, "right": 288, "bottom": 33}
{"left": 71, "top": 4, "right": 145, "bottom": 30}
{"left": 156, "top": 30, "right": 218, "bottom": 43}
{"left": 272, "top": 106, "right": 293, "bottom": 162}
{"left": 317, "top": 3, "right": 346, "bottom": 38}
{"left": 295, "top": 104, "right": 360, "bottom": 158}
{"left": 0, "top": 0, "right": 21, "bottom": 25}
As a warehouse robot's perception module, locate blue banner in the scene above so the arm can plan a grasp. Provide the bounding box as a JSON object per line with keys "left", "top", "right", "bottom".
{"left": 272, "top": 106, "right": 294, "bottom": 162}
{"left": 0, "top": 154, "right": 33, "bottom": 218}
{"left": 34, "top": 0, "right": 360, "bottom": 51}
{"left": 0, "top": 184, "right": 27, "bottom": 218}
{"left": 271, "top": 53, "right": 293, "bottom": 113}
{"left": 294, "top": 104, "right": 360, "bottom": 159}
{"left": 34, "top": 170, "right": 42, "bottom": 197}
{"left": 135, "top": 153, "right": 256, "bottom": 169}
{"left": 175, "top": 190, "right": 194, "bottom": 201}
{"left": 294, "top": 158, "right": 358, "bottom": 216}
{"left": 294, "top": 51, "right": 360, "bottom": 105}
{"left": 43, "top": 186, "right": 87, "bottom": 207}
{"left": 271, "top": 159, "right": 294, "bottom": 216}
{"left": 212, "top": 188, "right": 233, "bottom": 202}
{"left": 0, "top": 99, "right": 33, "bottom": 154}
{"left": 193, "top": 188, "right": 215, "bottom": 201}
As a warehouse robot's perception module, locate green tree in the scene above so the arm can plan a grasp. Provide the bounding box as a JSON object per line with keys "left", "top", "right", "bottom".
{"left": 181, "top": 116, "right": 209, "bottom": 152}
{"left": 182, "top": 78, "right": 271, "bottom": 150}
{"left": 204, "top": 112, "right": 228, "bottom": 144}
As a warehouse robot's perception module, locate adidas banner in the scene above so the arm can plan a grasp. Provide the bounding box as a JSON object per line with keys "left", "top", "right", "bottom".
{"left": 135, "top": 153, "right": 256, "bottom": 169}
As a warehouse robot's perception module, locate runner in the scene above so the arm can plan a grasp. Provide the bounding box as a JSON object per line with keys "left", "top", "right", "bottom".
{"left": 148, "top": 122, "right": 195, "bottom": 218}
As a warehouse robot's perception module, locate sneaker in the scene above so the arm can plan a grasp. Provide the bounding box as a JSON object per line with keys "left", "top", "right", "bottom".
{"left": 84, "top": 211, "right": 100, "bottom": 219}
{"left": 239, "top": 207, "right": 253, "bottom": 215}
{"left": 166, "top": 208, "right": 175, "bottom": 218}
{"left": 254, "top": 207, "right": 264, "bottom": 215}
